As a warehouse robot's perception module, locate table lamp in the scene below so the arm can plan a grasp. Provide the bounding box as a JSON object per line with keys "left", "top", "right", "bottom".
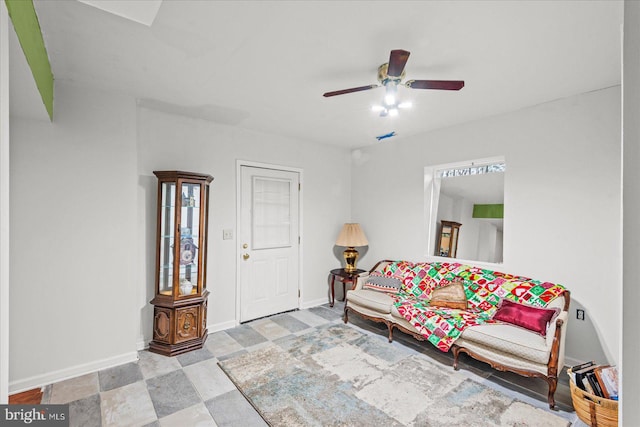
{"left": 335, "top": 223, "right": 368, "bottom": 273}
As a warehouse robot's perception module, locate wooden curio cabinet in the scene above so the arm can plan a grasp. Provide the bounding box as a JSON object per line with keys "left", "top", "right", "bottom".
{"left": 150, "top": 171, "right": 213, "bottom": 356}
{"left": 437, "top": 220, "right": 462, "bottom": 258}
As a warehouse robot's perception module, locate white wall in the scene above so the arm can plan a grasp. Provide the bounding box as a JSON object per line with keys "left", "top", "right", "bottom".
{"left": 622, "top": 1, "right": 640, "bottom": 424}
{"left": 0, "top": 0, "right": 9, "bottom": 404}
{"left": 136, "top": 107, "right": 351, "bottom": 345}
{"left": 7, "top": 82, "right": 351, "bottom": 388}
{"left": 9, "top": 82, "right": 138, "bottom": 391}
{"left": 352, "top": 87, "right": 621, "bottom": 364}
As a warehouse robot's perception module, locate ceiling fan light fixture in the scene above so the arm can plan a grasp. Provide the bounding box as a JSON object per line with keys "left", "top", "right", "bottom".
{"left": 384, "top": 93, "right": 396, "bottom": 106}
{"left": 384, "top": 83, "right": 397, "bottom": 106}
{"left": 388, "top": 108, "right": 399, "bottom": 117}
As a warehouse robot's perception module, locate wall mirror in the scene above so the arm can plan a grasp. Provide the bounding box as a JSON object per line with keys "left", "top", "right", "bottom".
{"left": 425, "top": 157, "right": 505, "bottom": 264}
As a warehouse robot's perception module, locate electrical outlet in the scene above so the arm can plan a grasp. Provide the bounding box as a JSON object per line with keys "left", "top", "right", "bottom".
{"left": 576, "top": 309, "right": 585, "bottom": 321}
{"left": 222, "top": 229, "right": 233, "bottom": 240}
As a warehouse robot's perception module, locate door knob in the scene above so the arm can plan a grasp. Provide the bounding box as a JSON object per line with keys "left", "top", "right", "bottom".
{"left": 243, "top": 253, "right": 250, "bottom": 260}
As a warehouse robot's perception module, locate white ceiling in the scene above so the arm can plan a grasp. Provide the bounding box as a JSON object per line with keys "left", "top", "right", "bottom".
{"left": 10, "top": 1, "right": 623, "bottom": 149}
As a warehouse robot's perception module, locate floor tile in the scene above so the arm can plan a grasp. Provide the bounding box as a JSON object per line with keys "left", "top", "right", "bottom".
{"left": 205, "top": 331, "right": 244, "bottom": 358}
{"left": 138, "top": 350, "right": 182, "bottom": 380}
{"left": 68, "top": 393, "right": 101, "bottom": 427}
{"left": 248, "top": 318, "right": 292, "bottom": 340}
{"left": 215, "top": 349, "right": 248, "bottom": 362}
{"left": 100, "top": 381, "right": 157, "bottom": 427}
{"left": 177, "top": 346, "right": 215, "bottom": 367}
{"left": 205, "top": 390, "right": 267, "bottom": 427}
{"left": 224, "top": 324, "right": 268, "bottom": 348}
{"left": 49, "top": 372, "right": 99, "bottom": 404}
{"left": 488, "top": 370, "right": 574, "bottom": 413}
{"left": 183, "top": 358, "right": 236, "bottom": 401}
{"left": 159, "top": 402, "right": 217, "bottom": 427}
{"left": 99, "top": 362, "right": 144, "bottom": 392}
{"left": 289, "top": 309, "right": 332, "bottom": 327}
{"left": 453, "top": 352, "right": 497, "bottom": 378}
{"left": 308, "top": 305, "right": 342, "bottom": 321}
{"left": 269, "top": 313, "right": 310, "bottom": 333}
{"left": 410, "top": 341, "right": 459, "bottom": 368}
{"left": 146, "top": 369, "right": 201, "bottom": 419}
{"left": 40, "top": 305, "right": 579, "bottom": 426}
{"left": 346, "top": 313, "right": 387, "bottom": 332}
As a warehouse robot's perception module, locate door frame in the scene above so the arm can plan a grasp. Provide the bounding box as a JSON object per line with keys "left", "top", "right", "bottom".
{"left": 235, "top": 160, "right": 303, "bottom": 325}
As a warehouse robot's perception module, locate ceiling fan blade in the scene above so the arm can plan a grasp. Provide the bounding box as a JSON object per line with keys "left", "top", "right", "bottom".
{"left": 323, "top": 84, "right": 379, "bottom": 97}
{"left": 405, "top": 80, "right": 465, "bottom": 90}
{"left": 387, "top": 49, "right": 410, "bottom": 77}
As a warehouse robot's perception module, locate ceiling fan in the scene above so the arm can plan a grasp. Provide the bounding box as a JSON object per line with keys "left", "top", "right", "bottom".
{"left": 323, "top": 49, "right": 464, "bottom": 117}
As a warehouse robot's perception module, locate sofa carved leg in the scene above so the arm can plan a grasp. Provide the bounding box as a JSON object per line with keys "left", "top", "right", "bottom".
{"left": 387, "top": 323, "right": 394, "bottom": 343}
{"left": 546, "top": 376, "right": 558, "bottom": 409}
{"left": 452, "top": 345, "right": 460, "bottom": 370}
{"left": 343, "top": 306, "right": 349, "bottom": 324}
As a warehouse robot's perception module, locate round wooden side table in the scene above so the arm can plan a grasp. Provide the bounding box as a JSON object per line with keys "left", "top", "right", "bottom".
{"left": 329, "top": 268, "right": 365, "bottom": 307}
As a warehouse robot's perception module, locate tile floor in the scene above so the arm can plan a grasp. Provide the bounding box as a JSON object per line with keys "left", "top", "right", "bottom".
{"left": 41, "top": 303, "right": 585, "bottom": 426}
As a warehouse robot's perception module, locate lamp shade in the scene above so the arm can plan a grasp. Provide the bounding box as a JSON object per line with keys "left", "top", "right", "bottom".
{"left": 335, "top": 223, "right": 368, "bottom": 247}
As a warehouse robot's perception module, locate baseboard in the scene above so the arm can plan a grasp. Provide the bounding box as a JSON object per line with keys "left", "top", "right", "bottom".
{"left": 137, "top": 339, "right": 149, "bottom": 351}
{"left": 300, "top": 297, "right": 329, "bottom": 310}
{"left": 563, "top": 355, "right": 584, "bottom": 369}
{"left": 207, "top": 319, "right": 237, "bottom": 333}
{"left": 9, "top": 351, "right": 138, "bottom": 395}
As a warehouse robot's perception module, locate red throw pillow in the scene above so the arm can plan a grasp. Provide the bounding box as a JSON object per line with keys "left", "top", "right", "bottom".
{"left": 492, "top": 299, "right": 560, "bottom": 336}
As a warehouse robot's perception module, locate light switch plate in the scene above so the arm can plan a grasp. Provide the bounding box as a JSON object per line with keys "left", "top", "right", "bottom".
{"left": 223, "top": 229, "right": 233, "bottom": 240}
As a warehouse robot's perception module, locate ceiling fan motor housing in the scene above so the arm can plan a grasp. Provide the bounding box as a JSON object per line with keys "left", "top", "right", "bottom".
{"left": 377, "top": 63, "right": 405, "bottom": 86}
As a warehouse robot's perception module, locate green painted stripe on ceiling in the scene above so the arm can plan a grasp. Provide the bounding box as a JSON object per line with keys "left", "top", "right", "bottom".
{"left": 473, "top": 204, "right": 504, "bottom": 219}
{"left": 5, "top": 0, "right": 53, "bottom": 120}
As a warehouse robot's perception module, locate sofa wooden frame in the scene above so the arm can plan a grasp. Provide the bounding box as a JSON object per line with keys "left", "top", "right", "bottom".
{"left": 343, "top": 259, "right": 571, "bottom": 409}
{"left": 452, "top": 290, "right": 570, "bottom": 409}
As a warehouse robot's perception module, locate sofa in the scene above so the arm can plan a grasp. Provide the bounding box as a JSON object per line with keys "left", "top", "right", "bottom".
{"left": 343, "top": 260, "right": 570, "bottom": 409}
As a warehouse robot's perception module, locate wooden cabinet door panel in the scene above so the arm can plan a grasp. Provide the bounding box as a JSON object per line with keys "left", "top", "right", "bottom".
{"left": 153, "top": 307, "right": 173, "bottom": 344}
{"left": 175, "top": 307, "right": 199, "bottom": 343}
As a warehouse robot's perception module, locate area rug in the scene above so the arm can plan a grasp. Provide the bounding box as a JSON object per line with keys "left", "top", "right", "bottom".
{"left": 218, "top": 323, "right": 570, "bottom": 427}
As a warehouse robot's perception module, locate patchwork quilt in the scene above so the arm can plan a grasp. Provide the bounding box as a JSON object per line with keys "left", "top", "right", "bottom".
{"left": 380, "top": 261, "right": 566, "bottom": 352}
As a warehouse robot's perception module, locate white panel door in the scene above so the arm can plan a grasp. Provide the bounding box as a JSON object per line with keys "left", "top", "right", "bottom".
{"left": 239, "top": 166, "right": 299, "bottom": 322}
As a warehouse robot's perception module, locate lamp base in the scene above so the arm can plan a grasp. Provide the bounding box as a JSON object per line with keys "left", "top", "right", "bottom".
{"left": 343, "top": 247, "right": 359, "bottom": 273}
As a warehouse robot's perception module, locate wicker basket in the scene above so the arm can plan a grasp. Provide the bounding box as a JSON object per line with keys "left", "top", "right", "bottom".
{"left": 568, "top": 370, "right": 618, "bottom": 426}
